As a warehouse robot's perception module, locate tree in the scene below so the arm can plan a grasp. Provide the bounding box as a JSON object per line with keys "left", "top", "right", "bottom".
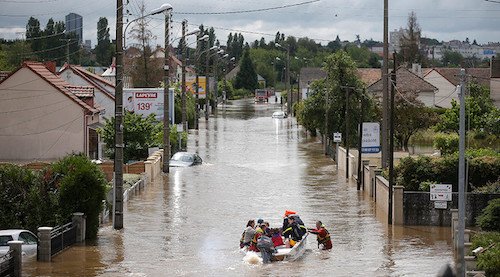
{"left": 435, "top": 83, "right": 499, "bottom": 136}
{"left": 400, "top": 11, "right": 422, "bottom": 65}
{"left": 26, "top": 17, "right": 42, "bottom": 54}
{"left": 234, "top": 48, "right": 257, "bottom": 90}
{"left": 327, "top": 35, "right": 341, "bottom": 52}
{"left": 393, "top": 92, "right": 438, "bottom": 151}
{"left": 128, "top": 1, "right": 161, "bottom": 87}
{"left": 96, "top": 17, "right": 112, "bottom": 66}
{"left": 441, "top": 50, "right": 464, "bottom": 67}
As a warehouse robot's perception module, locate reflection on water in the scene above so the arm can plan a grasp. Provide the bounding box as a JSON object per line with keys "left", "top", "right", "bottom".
{"left": 24, "top": 99, "right": 453, "bottom": 276}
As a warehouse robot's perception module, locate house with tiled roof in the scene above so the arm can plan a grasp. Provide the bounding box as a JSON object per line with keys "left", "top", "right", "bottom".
{"left": 423, "top": 68, "right": 490, "bottom": 108}
{"left": 490, "top": 58, "right": 500, "bottom": 108}
{"left": 368, "top": 67, "right": 438, "bottom": 107}
{"left": 299, "top": 67, "right": 382, "bottom": 100}
{"left": 0, "top": 61, "right": 101, "bottom": 161}
{"left": 58, "top": 64, "right": 115, "bottom": 119}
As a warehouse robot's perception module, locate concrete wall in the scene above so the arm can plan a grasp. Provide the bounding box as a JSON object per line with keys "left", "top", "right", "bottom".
{"left": 491, "top": 77, "right": 500, "bottom": 108}
{"left": 337, "top": 146, "right": 356, "bottom": 178}
{"left": 0, "top": 68, "right": 85, "bottom": 161}
{"left": 404, "top": 192, "right": 500, "bottom": 226}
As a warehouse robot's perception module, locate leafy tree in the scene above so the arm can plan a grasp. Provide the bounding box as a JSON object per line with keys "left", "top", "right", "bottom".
{"left": 326, "top": 35, "right": 341, "bottom": 52}
{"left": 96, "top": 17, "right": 112, "bottom": 66}
{"left": 234, "top": 48, "right": 257, "bottom": 90}
{"left": 99, "top": 112, "right": 160, "bottom": 162}
{"left": 26, "top": 17, "right": 42, "bottom": 54}
{"left": 400, "top": 11, "right": 422, "bottom": 65}
{"left": 393, "top": 91, "right": 438, "bottom": 151}
{"left": 435, "top": 83, "right": 499, "bottom": 136}
{"left": 441, "top": 50, "right": 464, "bottom": 67}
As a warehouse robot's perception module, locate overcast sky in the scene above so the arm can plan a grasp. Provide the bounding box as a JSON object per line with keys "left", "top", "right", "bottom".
{"left": 1, "top": 0, "right": 500, "bottom": 48}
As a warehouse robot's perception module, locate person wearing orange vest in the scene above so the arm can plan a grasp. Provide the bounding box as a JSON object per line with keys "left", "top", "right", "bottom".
{"left": 308, "top": 220, "right": 332, "bottom": 250}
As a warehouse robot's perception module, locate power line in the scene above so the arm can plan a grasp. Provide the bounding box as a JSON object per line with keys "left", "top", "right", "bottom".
{"left": 174, "top": 0, "right": 320, "bottom": 15}
{"left": 0, "top": 0, "right": 60, "bottom": 3}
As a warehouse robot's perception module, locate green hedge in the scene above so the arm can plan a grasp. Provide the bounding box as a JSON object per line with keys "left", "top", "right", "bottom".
{"left": 395, "top": 153, "right": 500, "bottom": 191}
{"left": 0, "top": 154, "right": 107, "bottom": 239}
{"left": 470, "top": 232, "right": 500, "bottom": 276}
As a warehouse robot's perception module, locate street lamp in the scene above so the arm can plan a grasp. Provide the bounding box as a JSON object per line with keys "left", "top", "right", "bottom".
{"left": 194, "top": 34, "right": 209, "bottom": 130}
{"left": 155, "top": 3, "right": 173, "bottom": 174}
{"left": 205, "top": 45, "right": 218, "bottom": 121}
{"left": 276, "top": 43, "right": 291, "bottom": 115}
{"left": 213, "top": 49, "right": 225, "bottom": 110}
{"left": 181, "top": 21, "right": 201, "bottom": 134}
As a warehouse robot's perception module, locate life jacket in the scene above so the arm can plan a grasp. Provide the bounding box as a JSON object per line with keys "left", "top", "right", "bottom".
{"left": 317, "top": 227, "right": 331, "bottom": 246}
{"left": 249, "top": 228, "right": 264, "bottom": 252}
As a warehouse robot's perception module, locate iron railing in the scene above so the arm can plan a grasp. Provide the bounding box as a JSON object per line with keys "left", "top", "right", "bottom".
{"left": 50, "top": 222, "right": 77, "bottom": 257}
{"left": 0, "top": 250, "right": 14, "bottom": 277}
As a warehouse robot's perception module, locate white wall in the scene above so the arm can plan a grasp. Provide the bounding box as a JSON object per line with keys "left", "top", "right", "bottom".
{"left": 491, "top": 78, "right": 500, "bottom": 108}
{"left": 424, "top": 70, "right": 458, "bottom": 108}
{"left": 0, "top": 68, "right": 85, "bottom": 161}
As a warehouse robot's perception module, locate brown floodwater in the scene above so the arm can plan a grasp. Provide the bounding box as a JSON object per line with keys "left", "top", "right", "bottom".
{"left": 24, "top": 98, "right": 453, "bottom": 276}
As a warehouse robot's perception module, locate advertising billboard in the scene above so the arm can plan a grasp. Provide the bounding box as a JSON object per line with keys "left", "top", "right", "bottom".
{"left": 124, "top": 88, "right": 175, "bottom": 124}
{"left": 361, "top": 122, "right": 381, "bottom": 153}
{"left": 186, "top": 76, "right": 206, "bottom": 99}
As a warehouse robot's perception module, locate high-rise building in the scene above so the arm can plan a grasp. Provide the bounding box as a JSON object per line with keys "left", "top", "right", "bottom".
{"left": 65, "top": 13, "right": 82, "bottom": 44}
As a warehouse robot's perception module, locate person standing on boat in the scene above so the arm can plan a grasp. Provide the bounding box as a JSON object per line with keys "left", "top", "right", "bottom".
{"left": 308, "top": 220, "right": 332, "bottom": 250}
{"left": 240, "top": 220, "right": 256, "bottom": 248}
{"left": 283, "top": 216, "right": 307, "bottom": 245}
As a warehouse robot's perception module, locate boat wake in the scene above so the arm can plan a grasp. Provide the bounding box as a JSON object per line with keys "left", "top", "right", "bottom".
{"left": 243, "top": 251, "right": 263, "bottom": 265}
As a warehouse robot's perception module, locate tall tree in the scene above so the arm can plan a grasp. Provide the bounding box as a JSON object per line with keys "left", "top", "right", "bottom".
{"left": 96, "top": 17, "right": 112, "bottom": 66}
{"left": 234, "top": 49, "right": 257, "bottom": 90}
{"left": 128, "top": 1, "right": 161, "bottom": 87}
{"left": 26, "top": 17, "right": 42, "bottom": 54}
{"left": 400, "top": 11, "right": 422, "bottom": 65}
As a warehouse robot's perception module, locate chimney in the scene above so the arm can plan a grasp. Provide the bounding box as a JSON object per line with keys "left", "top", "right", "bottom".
{"left": 43, "top": 61, "right": 57, "bottom": 74}
{"left": 411, "top": 63, "right": 422, "bottom": 77}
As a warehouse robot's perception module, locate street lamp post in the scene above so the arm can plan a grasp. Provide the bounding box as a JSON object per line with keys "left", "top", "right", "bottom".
{"left": 151, "top": 3, "right": 173, "bottom": 174}
{"left": 276, "top": 43, "right": 291, "bottom": 115}
{"left": 181, "top": 22, "right": 200, "bottom": 134}
{"left": 205, "top": 45, "right": 218, "bottom": 121}
{"left": 213, "top": 49, "right": 225, "bottom": 111}
{"left": 194, "top": 34, "right": 209, "bottom": 130}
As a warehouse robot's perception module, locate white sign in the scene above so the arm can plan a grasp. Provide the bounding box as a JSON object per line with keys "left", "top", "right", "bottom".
{"left": 361, "top": 122, "right": 380, "bottom": 153}
{"left": 124, "top": 88, "right": 175, "bottom": 124}
{"left": 333, "top": 132, "right": 342, "bottom": 142}
{"left": 434, "top": 201, "right": 447, "bottom": 209}
{"left": 177, "top": 124, "right": 183, "bottom": 133}
{"left": 430, "top": 184, "right": 452, "bottom": 201}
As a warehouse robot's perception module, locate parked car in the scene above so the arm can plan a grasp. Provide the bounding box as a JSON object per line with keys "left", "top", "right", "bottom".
{"left": 0, "top": 229, "right": 38, "bottom": 257}
{"left": 169, "top": 152, "right": 203, "bottom": 167}
{"left": 272, "top": 111, "right": 287, "bottom": 118}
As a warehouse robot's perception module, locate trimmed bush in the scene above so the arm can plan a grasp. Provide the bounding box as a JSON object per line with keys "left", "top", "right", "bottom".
{"left": 477, "top": 198, "right": 500, "bottom": 231}
{"left": 434, "top": 132, "right": 459, "bottom": 155}
{"left": 394, "top": 156, "right": 434, "bottom": 191}
{"left": 51, "top": 154, "right": 107, "bottom": 240}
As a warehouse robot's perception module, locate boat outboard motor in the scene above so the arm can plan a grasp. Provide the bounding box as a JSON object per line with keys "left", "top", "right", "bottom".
{"left": 257, "top": 235, "right": 275, "bottom": 263}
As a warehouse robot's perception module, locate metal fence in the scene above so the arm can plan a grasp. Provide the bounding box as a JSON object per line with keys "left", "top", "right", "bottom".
{"left": 50, "top": 222, "right": 77, "bottom": 257}
{"left": 326, "top": 141, "right": 337, "bottom": 163}
{"left": 0, "top": 250, "right": 14, "bottom": 277}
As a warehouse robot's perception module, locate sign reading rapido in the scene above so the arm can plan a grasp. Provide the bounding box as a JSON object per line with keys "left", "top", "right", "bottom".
{"left": 361, "top": 122, "right": 380, "bottom": 153}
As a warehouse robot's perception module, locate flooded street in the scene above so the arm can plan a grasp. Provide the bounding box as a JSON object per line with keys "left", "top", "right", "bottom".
{"left": 25, "top": 98, "right": 453, "bottom": 276}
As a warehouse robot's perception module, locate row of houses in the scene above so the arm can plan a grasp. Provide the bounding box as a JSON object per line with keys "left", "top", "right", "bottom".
{"left": 299, "top": 58, "right": 500, "bottom": 109}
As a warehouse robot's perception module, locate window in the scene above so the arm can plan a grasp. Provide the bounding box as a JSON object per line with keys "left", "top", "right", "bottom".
{"left": 0, "top": 235, "right": 13, "bottom": 246}
{"left": 19, "top": 232, "right": 37, "bottom": 245}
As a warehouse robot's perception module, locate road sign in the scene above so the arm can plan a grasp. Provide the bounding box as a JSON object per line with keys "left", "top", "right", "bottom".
{"left": 333, "top": 132, "right": 342, "bottom": 142}
{"left": 361, "top": 122, "right": 380, "bottom": 153}
{"left": 430, "top": 184, "right": 452, "bottom": 201}
{"left": 177, "top": 124, "right": 183, "bottom": 133}
{"left": 434, "top": 201, "right": 447, "bottom": 209}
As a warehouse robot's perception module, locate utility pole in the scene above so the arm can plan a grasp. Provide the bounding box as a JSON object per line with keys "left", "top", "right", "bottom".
{"left": 181, "top": 20, "right": 188, "bottom": 134}
{"left": 388, "top": 52, "right": 397, "bottom": 225}
{"left": 162, "top": 6, "right": 172, "bottom": 173}
{"left": 205, "top": 51, "right": 210, "bottom": 121}
{"left": 357, "top": 93, "right": 365, "bottom": 190}
{"left": 324, "top": 87, "right": 329, "bottom": 156}
{"left": 382, "top": 0, "right": 389, "bottom": 169}
{"left": 457, "top": 68, "right": 466, "bottom": 277}
{"left": 213, "top": 52, "right": 218, "bottom": 112}
{"left": 286, "top": 48, "right": 291, "bottom": 116}
{"left": 345, "top": 86, "right": 350, "bottom": 179}
{"left": 113, "top": 0, "right": 124, "bottom": 230}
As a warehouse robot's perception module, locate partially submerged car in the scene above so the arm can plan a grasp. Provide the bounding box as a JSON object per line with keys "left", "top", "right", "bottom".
{"left": 272, "top": 111, "right": 287, "bottom": 119}
{"left": 0, "top": 229, "right": 38, "bottom": 257}
{"left": 169, "top": 152, "right": 203, "bottom": 167}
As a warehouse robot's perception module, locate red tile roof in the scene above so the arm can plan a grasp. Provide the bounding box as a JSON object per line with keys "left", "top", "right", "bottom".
{"left": 431, "top": 68, "right": 490, "bottom": 88}
{"left": 2, "top": 62, "right": 99, "bottom": 113}
{"left": 58, "top": 64, "right": 115, "bottom": 100}
{"left": 356, "top": 68, "right": 382, "bottom": 87}
{"left": 368, "top": 67, "right": 438, "bottom": 93}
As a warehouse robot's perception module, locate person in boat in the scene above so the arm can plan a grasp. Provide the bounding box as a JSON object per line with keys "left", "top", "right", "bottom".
{"left": 249, "top": 223, "right": 267, "bottom": 252}
{"left": 282, "top": 216, "right": 307, "bottom": 246}
{"left": 308, "top": 220, "right": 332, "bottom": 250}
{"left": 263, "top": 221, "right": 272, "bottom": 236}
{"left": 240, "top": 219, "right": 256, "bottom": 248}
{"left": 271, "top": 228, "right": 284, "bottom": 247}
{"left": 281, "top": 210, "right": 297, "bottom": 232}
{"left": 257, "top": 231, "right": 276, "bottom": 263}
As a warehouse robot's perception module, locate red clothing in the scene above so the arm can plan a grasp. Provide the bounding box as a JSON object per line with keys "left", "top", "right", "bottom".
{"left": 310, "top": 227, "right": 332, "bottom": 250}
{"left": 248, "top": 231, "right": 263, "bottom": 252}
{"left": 271, "top": 234, "right": 284, "bottom": 247}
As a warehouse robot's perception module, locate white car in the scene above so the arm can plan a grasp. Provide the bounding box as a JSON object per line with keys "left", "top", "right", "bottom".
{"left": 272, "top": 111, "right": 287, "bottom": 119}
{"left": 0, "top": 229, "right": 38, "bottom": 257}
